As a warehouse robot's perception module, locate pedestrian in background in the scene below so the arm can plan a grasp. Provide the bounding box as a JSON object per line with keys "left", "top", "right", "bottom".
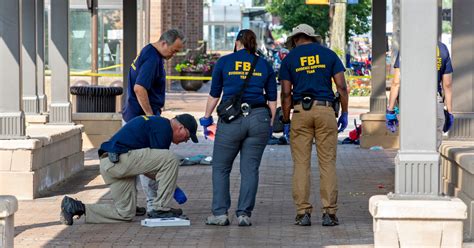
{"left": 386, "top": 41, "right": 454, "bottom": 149}
{"left": 122, "top": 29, "right": 186, "bottom": 215}
{"left": 199, "top": 29, "right": 277, "bottom": 226}
{"left": 279, "top": 24, "right": 349, "bottom": 227}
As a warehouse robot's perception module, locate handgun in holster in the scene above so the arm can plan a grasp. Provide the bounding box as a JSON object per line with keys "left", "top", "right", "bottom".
{"left": 332, "top": 92, "right": 341, "bottom": 118}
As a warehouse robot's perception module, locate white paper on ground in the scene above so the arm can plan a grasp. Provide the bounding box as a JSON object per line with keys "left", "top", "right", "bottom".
{"left": 141, "top": 217, "right": 191, "bottom": 227}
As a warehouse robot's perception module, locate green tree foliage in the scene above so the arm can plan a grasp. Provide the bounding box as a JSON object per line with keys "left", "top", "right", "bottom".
{"left": 267, "top": 1, "right": 330, "bottom": 38}
{"left": 345, "top": 0, "right": 371, "bottom": 37}
{"left": 267, "top": 0, "right": 371, "bottom": 41}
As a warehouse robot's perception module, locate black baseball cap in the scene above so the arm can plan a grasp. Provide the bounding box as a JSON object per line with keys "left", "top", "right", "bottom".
{"left": 175, "top": 114, "right": 198, "bottom": 143}
{"left": 234, "top": 29, "right": 251, "bottom": 52}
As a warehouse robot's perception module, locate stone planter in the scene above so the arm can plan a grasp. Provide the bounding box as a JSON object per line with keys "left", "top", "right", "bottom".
{"left": 203, "top": 66, "right": 213, "bottom": 83}
{"left": 180, "top": 71, "right": 204, "bottom": 91}
{"left": 369, "top": 195, "right": 467, "bottom": 247}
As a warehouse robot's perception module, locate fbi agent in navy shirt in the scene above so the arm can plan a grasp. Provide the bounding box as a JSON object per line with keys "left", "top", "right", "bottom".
{"left": 122, "top": 29, "right": 185, "bottom": 214}
{"left": 386, "top": 41, "right": 453, "bottom": 148}
{"left": 199, "top": 29, "right": 277, "bottom": 226}
{"left": 60, "top": 114, "right": 198, "bottom": 225}
{"left": 279, "top": 24, "right": 349, "bottom": 227}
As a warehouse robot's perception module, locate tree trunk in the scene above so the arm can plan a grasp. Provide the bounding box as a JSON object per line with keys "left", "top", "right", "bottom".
{"left": 330, "top": 2, "right": 346, "bottom": 62}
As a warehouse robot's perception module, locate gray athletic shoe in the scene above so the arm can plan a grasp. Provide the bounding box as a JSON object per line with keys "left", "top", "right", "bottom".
{"left": 205, "top": 214, "right": 230, "bottom": 226}
{"left": 322, "top": 213, "right": 339, "bottom": 226}
{"left": 294, "top": 213, "right": 311, "bottom": 226}
{"left": 237, "top": 215, "right": 252, "bottom": 226}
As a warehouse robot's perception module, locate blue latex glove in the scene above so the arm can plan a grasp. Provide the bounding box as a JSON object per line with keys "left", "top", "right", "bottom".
{"left": 283, "top": 123, "right": 290, "bottom": 141}
{"left": 385, "top": 109, "right": 398, "bottom": 133}
{"left": 443, "top": 110, "right": 454, "bottom": 133}
{"left": 199, "top": 116, "right": 214, "bottom": 139}
{"left": 337, "top": 112, "right": 348, "bottom": 133}
{"left": 173, "top": 187, "right": 187, "bottom": 205}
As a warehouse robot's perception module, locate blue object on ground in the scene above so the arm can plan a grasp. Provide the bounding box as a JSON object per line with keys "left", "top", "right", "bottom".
{"left": 369, "top": 146, "right": 383, "bottom": 151}
{"left": 173, "top": 187, "right": 187, "bottom": 204}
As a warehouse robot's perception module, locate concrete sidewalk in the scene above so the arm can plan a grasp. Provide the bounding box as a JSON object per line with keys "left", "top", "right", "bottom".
{"left": 13, "top": 94, "right": 392, "bottom": 247}
{"left": 13, "top": 134, "right": 397, "bottom": 247}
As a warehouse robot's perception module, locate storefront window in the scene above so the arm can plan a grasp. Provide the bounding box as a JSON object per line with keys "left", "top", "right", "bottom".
{"left": 97, "top": 9, "right": 122, "bottom": 70}
{"left": 70, "top": 9, "right": 92, "bottom": 71}
{"left": 212, "top": 25, "right": 225, "bottom": 50}
{"left": 225, "top": 25, "right": 239, "bottom": 50}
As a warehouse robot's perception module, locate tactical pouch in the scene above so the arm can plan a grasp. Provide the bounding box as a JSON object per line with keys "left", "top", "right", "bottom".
{"left": 108, "top": 153, "right": 120, "bottom": 163}
{"left": 301, "top": 95, "right": 314, "bottom": 111}
{"left": 217, "top": 95, "right": 242, "bottom": 123}
{"left": 332, "top": 92, "right": 341, "bottom": 117}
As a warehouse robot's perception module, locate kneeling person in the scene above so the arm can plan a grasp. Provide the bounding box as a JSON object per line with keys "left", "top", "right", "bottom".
{"left": 60, "top": 114, "right": 198, "bottom": 225}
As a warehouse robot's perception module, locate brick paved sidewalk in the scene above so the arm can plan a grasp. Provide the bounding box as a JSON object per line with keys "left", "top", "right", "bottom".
{"left": 13, "top": 134, "right": 397, "bottom": 247}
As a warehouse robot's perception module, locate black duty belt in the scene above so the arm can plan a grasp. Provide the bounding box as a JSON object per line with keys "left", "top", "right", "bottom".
{"left": 294, "top": 100, "right": 332, "bottom": 107}
{"left": 245, "top": 103, "right": 268, "bottom": 109}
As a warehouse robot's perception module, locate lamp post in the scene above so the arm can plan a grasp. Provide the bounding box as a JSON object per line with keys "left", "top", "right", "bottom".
{"left": 87, "top": 0, "right": 98, "bottom": 85}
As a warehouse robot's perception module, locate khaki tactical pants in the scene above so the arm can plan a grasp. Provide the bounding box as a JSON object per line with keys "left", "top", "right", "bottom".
{"left": 290, "top": 104, "right": 338, "bottom": 215}
{"left": 85, "top": 148, "right": 180, "bottom": 223}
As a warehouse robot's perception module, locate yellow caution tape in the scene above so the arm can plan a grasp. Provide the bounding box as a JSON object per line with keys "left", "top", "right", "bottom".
{"left": 97, "top": 64, "right": 123, "bottom": 71}
{"left": 46, "top": 69, "right": 212, "bottom": 80}
{"left": 69, "top": 72, "right": 123, "bottom": 77}
{"left": 46, "top": 64, "right": 394, "bottom": 81}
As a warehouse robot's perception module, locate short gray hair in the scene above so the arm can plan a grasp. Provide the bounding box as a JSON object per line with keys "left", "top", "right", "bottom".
{"left": 159, "top": 29, "right": 186, "bottom": 45}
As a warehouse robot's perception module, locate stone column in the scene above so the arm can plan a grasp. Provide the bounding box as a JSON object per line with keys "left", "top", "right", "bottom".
{"left": 36, "top": 0, "right": 47, "bottom": 114}
{"left": 396, "top": 0, "right": 439, "bottom": 196}
{"left": 0, "top": 0, "right": 25, "bottom": 138}
{"left": 0, "top": 196, "right": 18, "bottom": 248}
{"left": 22, "top": 0, "right": 39, "bottom": 114}
{"left": 369, "top": 2, "right": 467, "bottom": 246}
{"left": 368, "top": 0, "right": 387, "bottom": 113}
{"left": 449, "top": 0, "right": 474, "bottom": 140}
{"left": 122, "top": 0, "right": 137, "bottom": 109}
{"left": 360, "top": 0, "right": 395, "bottom": 148}
{"left": 49, "top": 0, "right": 72, "bottom": 124}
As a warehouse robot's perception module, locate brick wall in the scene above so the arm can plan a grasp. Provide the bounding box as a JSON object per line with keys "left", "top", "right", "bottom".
{"left": 150, "top": 0, "right": 203, "bottom": 78}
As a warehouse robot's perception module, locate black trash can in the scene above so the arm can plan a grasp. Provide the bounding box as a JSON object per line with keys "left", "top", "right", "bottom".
{"left": 70, "top": 86, "right": 123, "bottom": 112}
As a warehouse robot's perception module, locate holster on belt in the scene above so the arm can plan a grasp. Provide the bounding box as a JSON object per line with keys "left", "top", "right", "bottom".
{"left": 301, "top": 93, "right": 314, "bottom": 111}
{"left": 99, "top": 151, "right": 120, "bottom": 163}
{"left": 108, "top": 153, "right": 120, "bottom": 163}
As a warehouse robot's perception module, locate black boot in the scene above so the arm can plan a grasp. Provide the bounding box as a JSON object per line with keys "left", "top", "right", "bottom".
{"left": 135, "top": 206, "right": 147, "bottom": 216}
{"left": 147, "top": 208, "right": 183, "bottom": 218}
{"left": 60, "top": 196, "right": 85, "bottom": 225}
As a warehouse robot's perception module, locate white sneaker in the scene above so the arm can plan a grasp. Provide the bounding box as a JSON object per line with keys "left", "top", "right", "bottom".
{"left": 205, "top": 214, "right": 229, "bottom": 226}
{"left": 238, "top": 215, "right": 252, "bottom": 226}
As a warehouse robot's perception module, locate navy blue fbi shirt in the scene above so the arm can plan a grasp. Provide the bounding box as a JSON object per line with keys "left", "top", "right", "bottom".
{"left": 279, "top": 43, "right": 345, "bottom": 102}
{"left": 99, "top": 115, "right": 172, "bottom": 156}
{"left": 209, "top": 49, "right": 277, "bottom": 104}
{"left": 122, "top": 44, "right": 166, "bottom": 122}
{"left": 394, "top": 41, "right": 453, "bottom": 94}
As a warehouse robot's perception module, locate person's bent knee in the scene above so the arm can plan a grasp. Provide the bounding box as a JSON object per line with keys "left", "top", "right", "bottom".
{"left": 166, "top": 153, "right": 181, "bottom": 169}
